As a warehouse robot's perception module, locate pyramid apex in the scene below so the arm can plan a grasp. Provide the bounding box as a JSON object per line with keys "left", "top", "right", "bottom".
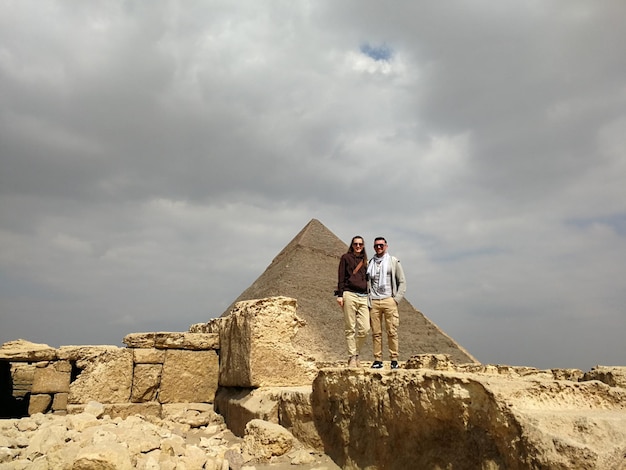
{"left": 285, "top": 219, "right": 347, "bottom": 255}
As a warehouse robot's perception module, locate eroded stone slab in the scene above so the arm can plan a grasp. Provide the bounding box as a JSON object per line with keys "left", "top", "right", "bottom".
{"left": 0, "top": 340, "right": 57, "bottom": 362}
{"left": 69, "top": 349, "right": 133, "bottom": 404}
{"left": 31, "top": 361, "right": 71, "bottom": 394}
{"left": 219, "top": 297, "right": 318, "bottom": 387}
{"left": 123, "top": 332, "right": 219, "bottom": 350}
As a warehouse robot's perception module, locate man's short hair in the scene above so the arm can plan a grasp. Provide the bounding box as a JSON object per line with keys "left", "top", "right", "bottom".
{"left": 374, "top": 237, "right": 386, "bottom": 243}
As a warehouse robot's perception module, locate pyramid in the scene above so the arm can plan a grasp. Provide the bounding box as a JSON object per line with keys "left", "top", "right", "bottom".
{"left": 221, "top": 219, "right": 477, "bottom": 364}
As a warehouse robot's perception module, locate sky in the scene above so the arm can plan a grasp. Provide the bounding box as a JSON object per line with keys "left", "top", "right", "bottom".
{"left": 1, "top": 1, "right": 625, "bottom": 371}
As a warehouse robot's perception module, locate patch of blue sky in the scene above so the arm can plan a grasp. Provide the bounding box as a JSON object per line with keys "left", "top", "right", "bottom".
{"left": 566, "top": 213, "right": 626, "bottom": 236}
{"left": 360, "top": 42, "right": 393, "bottom": 62}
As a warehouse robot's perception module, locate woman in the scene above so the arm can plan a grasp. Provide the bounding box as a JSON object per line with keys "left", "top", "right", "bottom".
{"left": 335, "top": 235, "right": 370, "bottom": 367}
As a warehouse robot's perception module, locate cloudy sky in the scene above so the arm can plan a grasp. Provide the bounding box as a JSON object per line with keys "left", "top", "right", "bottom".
{"left": 1, "top": 1, "right": 625, "bottom": 371}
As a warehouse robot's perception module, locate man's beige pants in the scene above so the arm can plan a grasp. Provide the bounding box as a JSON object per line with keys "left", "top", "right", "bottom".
{"left": 370, "top": 297, "right": 399, "bottom": 361}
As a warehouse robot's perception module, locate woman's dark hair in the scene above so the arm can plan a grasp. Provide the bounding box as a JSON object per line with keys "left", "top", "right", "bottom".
{"left": 348, "top": 235, "right": 368, "bottom": 261}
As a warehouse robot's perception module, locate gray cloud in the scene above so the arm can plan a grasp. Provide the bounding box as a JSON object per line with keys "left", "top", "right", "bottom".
{"left": 1, "top": 0, "right": 625, "bottom": 370}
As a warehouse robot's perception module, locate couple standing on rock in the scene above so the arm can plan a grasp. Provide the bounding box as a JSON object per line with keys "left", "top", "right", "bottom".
{"left": 336, "top": 235, "right": 407, "bottom": 370}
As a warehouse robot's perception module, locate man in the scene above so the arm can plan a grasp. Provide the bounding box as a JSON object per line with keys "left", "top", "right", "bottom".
{"left": 336, "top": 235, "right": 370, "bottom": 367}
{"left": 367, "top": 237, "right": 406, "bottom": 369}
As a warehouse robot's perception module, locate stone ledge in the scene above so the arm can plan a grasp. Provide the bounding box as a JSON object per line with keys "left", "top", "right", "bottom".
{"left": 67, "top": 402, "right": 163, "bottom": 419}
{"left": 123, "top": 332, "right": 219, "bottom": 350}
{"left": 0, "top": 339, "right": 58, "bottom": 362}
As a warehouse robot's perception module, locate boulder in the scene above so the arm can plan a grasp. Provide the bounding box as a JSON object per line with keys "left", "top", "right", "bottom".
{"left": 242, "top": 419, "right": 298, "bottom": 460}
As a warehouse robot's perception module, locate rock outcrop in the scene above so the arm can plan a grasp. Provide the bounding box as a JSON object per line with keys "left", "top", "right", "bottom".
{"left": 311, "top": 366, "right": 626, "bottom": 470}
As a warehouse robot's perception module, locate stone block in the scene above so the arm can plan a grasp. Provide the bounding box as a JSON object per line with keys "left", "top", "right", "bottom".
{"left": 214, "top": 387, "right": 280, "bottom": 437}
{"left": 159, "top": 350, "right": 218, "bottom": 403}
{"left": 66, "top": 402, "right": 162, "bottom": 419}
{"left": 133, "top": 348, "right": 165, "bottom": 364}
{"left": 153, "top": 332, "right": 219, "bottom": 350}
{"left": 188, "top": 317, "right": 223, "bottom": 334}
{"left": 28, "top": 393, "right": 52, "bottom": 415}
{"left": 122, "top": 333, "right": 156, "bottom": 348}
{"left": 218, "top": 297, "right": 318, "bottom": 387}
{"left": 161, "top": 403, "right": 222, "bottom": 427}
{"left": 123, "top": 332, "right": 219, "bottom": 350}
{"left": 0, "top": 340, "right": 57, "bottom": 362}
{"left": 57, "top": 345, "right": 120, "bottom": 361}
{"left": 31, "top": 361, "right": 71, "bottom": 393}
{"left": 69, "top": 349, "right": 133, "bottom": 404}
{"left": 52, "top": 392, "right": 68, "bottom": 411}
{"left": 131, "top": 364, "right": 162, "bottom": 402}
{"left": 405, "top": 353, "right": 454, "bottom": 370}
{"left": 214, "top": 385, "right": 320, "bottom": 449}
{"left": 10, "top": 363, "right": 36, "bottom": 398}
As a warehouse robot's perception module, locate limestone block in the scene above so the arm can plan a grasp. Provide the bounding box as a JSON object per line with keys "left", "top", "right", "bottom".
{"left": 405, "top": 353, "right": 454, "bottom": 370}
{"left": 311, "top": 368, "right": 626, "bottom": 470}
{"left": 52, "top": 392, "right": 68, "bottom": 411}
{"left": 66, "top": 402, "right": 162, "bottom": 419}
{"left": 31, "top": 361, "right": 71, "bottom": 393}
{"left": 0, "top": 339, "right": 57, "bottom": 362}
{"left": 214, "top": 387, "right": 280, "bottom": 437}
{"left": 131, "top": 364, "right": 161, "bottom": 402}
{"left": 122, "top": 332, "right": 156, "bottom": 348}
{"left": 159, "top": 350, "right": 218, "bottom": 403}
{"left": 188, "top": 317, "right": 223, "bottom": 334}
{"left": 214, "top": 385, "right": 321, "bottom": 449}
{"left": 161, "top": 403, "right": 222, "bottom": 428}
{"left": 123, "top": 332, "right": 219, "bottom": 350}
{"left": 153, "top": 332, "right": 219, "bottom": 350}
{"left": 9, "top": 363, "right": 36, "bottom": 397}
{"left": 73, "top": 442, "right": 133, "bottom": 470}
{"left": 133, "top": 348, "right": 165, "bottom": 364}
{"left": 28, "top": 393, "right": 51, "bottom": 415}
{"left": 57, "top": 345, "right": 120, "bottom": 361}
{"left": 68, "top": 348, "right": 133, "bottom": 404}
{"left": 103, "top": 402, "right": 162, "bottom": 419}
{"left": 219, "top": 296, "right": 318, "bottom": 387}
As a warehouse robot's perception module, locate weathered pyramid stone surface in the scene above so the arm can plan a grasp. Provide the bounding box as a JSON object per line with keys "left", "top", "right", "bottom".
{"left": 221, "top": 219, "right": 477, "bottom": 364}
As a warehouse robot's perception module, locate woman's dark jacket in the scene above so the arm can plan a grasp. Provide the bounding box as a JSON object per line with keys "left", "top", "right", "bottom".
{"left": 336, "top": 252, "right": 368, "bottom": 296}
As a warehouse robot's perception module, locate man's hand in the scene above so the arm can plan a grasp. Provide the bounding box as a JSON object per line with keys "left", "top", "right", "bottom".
{"left": 336, "top": 297, "right": 344, "bottom": 308}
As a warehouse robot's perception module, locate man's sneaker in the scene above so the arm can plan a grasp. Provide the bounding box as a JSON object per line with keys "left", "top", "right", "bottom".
{"left": 348, "top": 356, "right": 357, "bottom": 368}
{"left": 391, "top": 360, "right": 400, "bottom": 369}
{"left": 371, "top": 361, "right": 383, "bottom": 369}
